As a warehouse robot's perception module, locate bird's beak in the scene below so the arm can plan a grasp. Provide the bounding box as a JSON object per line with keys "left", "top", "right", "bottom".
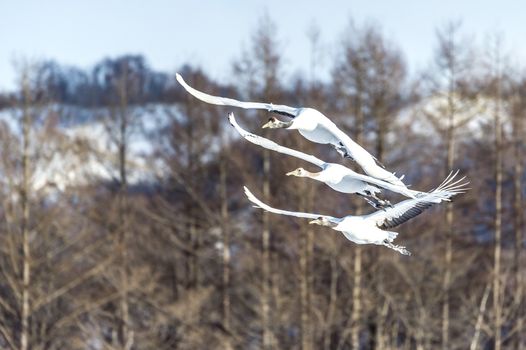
{"left": 261, "top": 121, "right": 272, "bottom": 129}
{"left": 285, "top": 171, "right": 295, "bottom": 176}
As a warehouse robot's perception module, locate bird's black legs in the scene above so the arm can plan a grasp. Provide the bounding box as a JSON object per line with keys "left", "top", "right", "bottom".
{"left": 333, "top": 142, "right": 355, "bottom": 161}
{"left": 361, "top": 191, "right": 393, "bottom": 211}
{"left": 370, "top": 192, "right": 394, "bottom": 209}
{"left": 357, "top": 193, "right": 382, "bottom": 210}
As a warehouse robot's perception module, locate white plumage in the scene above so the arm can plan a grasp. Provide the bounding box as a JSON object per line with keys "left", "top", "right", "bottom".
{"left": 176, "top": 73, "right": 406, "bottom": 187}
{"left": 177, "top": 74, "right": 470, "bottom": 255}
{"left": 229, "top": 113, "right": 463, "bottom": 209}
{"left": 243, "top": 174, "right": 468, "bottom": 255}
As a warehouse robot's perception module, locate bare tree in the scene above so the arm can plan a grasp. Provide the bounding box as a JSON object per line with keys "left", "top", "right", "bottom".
{"left": 332, "top": 20, "right": 368, "bottom": 350}
{"left": 2, "top": 25, "right": 526, "bottom": 349}
{"left": 492, "top": 38, "right": 503, "bottom": 350}
{"left": 139, "top": 68, "right": 230, "bottom": 348}
{"left": 19, "top": 61, "right": 32, "bottom": 350}
{"left": 483, "top": 33, "right": 508, "bottom": 350}
{"left": 295, "top": 21, "right": 324, "bottom": 350}
{"left": 219, "top": 121, "right": 233, "bottom": 350}
{"left": 331, "top": 19, "right": 407, "bottom": 349}
{"left": 114, "top": 60, "right": 133, "bottom": 350}
{"left": 363, "top": 25, "right": 406, "bottom": 350}
{"left": 105, "top": 59, "right": 135, "bottom": 350}
{"left": 87, "top": 55, "right": 152, "bottom": 349}
{"left": 233, "top": 13, "right": 284, "bottom": 349}
{"left": 425, "top": 21, "right": 476, "bottom": 349}
{"left": 510, "top": 77, "right": 525, "bottom": 350}
{"left": 0, "top": 60, "right": 122, "bottom": 349}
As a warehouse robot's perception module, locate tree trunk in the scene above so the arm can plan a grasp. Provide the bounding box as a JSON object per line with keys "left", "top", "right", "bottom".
{"left": 512, "top": 95, "right": 524, "bottom": 350}
{"left": 374, "top": 110, "right": 387, "bottom": 350}
{"left": 306, "top": 204, "right": 314, "bottom": 348}
{"left": 219, "top": 146, "right": 232, "bottom": 349}
{"left": 184, "top": 101, "right": 199, "bottom": 290}
{"left": 351, "top": 100, "right": 365, "bottom": 350}
{"left": 351, "top": 247, "right": 362, "bottom": 350}
{"left": 469, "top": 285, "right": 490, "bottom": 350}
{"left": 295, "top": 133, "right": 314, "bottom": 350}
{"left": 299, "top": 181, "right": 312, "bottom": 350}
{"left": 262, "top": 149, "right": 272, "bottom": 350}
{"left": 493, "top": 66, "right": 503, "bottom": 350}
{"left": 442, "top": 72, "right": 456, "bottom": 350}
{"left": 117, "top": 75, "right": 132, "bottom": 350}
{"left": 20, "top": 73, "right": 31, "bottom": 350}
{"left": 376, "top": 300, "right": 389, "bottom": 350}
{"left": 324, "top": 257, "right": 338, "bottom": 350}
{"left": 300, "top": 221, "right": 309, "bottom": 350}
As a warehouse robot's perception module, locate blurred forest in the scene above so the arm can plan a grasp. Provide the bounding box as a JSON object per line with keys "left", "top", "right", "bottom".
{"left": 0, "top": 16, "right": 524, "bottom": 350}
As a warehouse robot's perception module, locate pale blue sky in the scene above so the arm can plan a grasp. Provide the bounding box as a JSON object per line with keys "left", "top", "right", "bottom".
{"left": 1, "top": 0, "right": 525, "bottom": 91}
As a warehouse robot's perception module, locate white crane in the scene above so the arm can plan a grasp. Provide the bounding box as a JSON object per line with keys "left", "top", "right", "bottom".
{"left": 243, "top": 174, "right": 468, "bottom": 255}
{"left": 229, "top": 113, "right": 462, "bottom": 209}
{"left": 176, "top": 73, "right": 406, "bottom": 187}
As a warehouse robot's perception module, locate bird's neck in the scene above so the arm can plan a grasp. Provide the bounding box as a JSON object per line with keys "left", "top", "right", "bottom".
{"left": 276, "top": 120, "right": 293, "bottom": 129}
{"left": 312, "top": 219, "right": 339, "bottom": 229}
{"left": 308, "top": 169, "right": 334, "bottom": 183}
{"left": 305, "top": 170, "right": 324, "bottom": 181}
{"left": 324, "top": 220, "right": 339, "bottom": 229}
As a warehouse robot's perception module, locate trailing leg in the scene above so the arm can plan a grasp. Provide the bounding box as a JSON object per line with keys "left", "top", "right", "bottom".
{"left": 383, "top": 240, "right": 411, "bottom": 256}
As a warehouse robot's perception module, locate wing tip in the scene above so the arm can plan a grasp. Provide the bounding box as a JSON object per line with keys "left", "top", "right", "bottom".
{"left": 243, "top": 185, "right": 255, "bottom": 201}
{"left": 429, "top": 170, "right": 470, "bottom": 202}
{"left": 228, "top": 112, "right": 236, "bottom": 126}
{"left": 243, "top": 186, "right": 266, "bottom": 211}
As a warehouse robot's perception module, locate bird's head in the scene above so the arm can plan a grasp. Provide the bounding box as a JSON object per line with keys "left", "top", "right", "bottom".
{"left": 262, "top": 117, "right": 292, "bottom": 129}
{"left": 309, "top": 216, "right": 336, "bottom": 228}
{"left": 286, "top": 167, "right": 309, "bottom": 177}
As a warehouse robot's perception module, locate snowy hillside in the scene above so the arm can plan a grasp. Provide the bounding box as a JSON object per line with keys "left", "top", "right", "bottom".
{"left": 0, "top": 104, "right": 178, "bottom": 194}
{"left": 396, "top": 93, "right": 509, "bottom": 140}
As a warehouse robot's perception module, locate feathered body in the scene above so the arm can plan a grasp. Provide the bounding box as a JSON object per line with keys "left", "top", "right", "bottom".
{"left": 314, "top": 164, "right": 381, "bottom": 196}
{"left": 177, "top": 74, "right": 406, "bottom": 187}
{"left": 243, "top": 171, "right": 468, "bottom": 255}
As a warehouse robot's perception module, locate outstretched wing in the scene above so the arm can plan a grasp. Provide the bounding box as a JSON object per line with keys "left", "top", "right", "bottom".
{"left": 366, "top": 171, "right": 469, "bottom": 229}
{"left": 229, "top": 113, "right": 326, "bottom": 169}
{"left": 244, "top": 186, "right": 338, "bottom": 222}
{"left": 176, "top": 73, "right": 299, "bottom": 117}
{"left": 324, "top": 124, "right": 408, "bottom": 187}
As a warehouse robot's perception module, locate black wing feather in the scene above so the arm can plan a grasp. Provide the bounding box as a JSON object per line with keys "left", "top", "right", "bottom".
{"left": 270, "top": 109, "right": 296, "bottom": 118}
{"left": 378, "top": 201, "right": 434, "bottom": 229}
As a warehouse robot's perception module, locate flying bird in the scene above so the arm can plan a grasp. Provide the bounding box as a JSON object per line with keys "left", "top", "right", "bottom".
{"left": 229, "top": 113, "right": 462, "bottom": 209}
{"left": 243, "top": 174, "right": 468, "bottom": 255}
{"left": 176, "top": 73, "right": 406, "bottom": 187}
